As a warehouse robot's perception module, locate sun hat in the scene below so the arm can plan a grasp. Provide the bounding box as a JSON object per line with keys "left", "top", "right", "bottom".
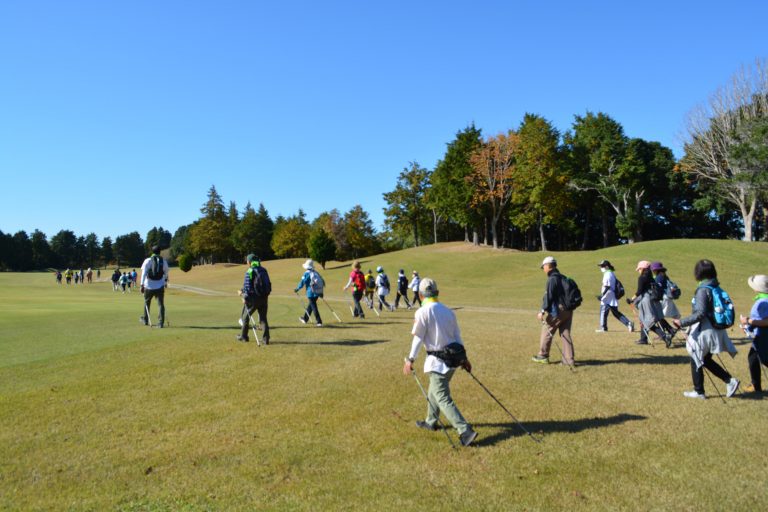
{"left": 650, "top": 261, "right": 666, "bottom": 272}
{"left": 302, "top": 259, "right": 314, "bottom": 270}
{"left": 540, "top": 256, "right": 556, "bottom": 268}
{"left": 635, "top": 260, "right": 651, "bottom": 271}
{"left": 597, "top": 260, "right": 612, "bottom": 268}
{"left": 748, "top": 275, "right": 768, "bottom": 294}
{"left": 418, "top": 278, "right": 439, "bottom": 298}
{"left": 376, "top": 266, "right": 383, "bottom": 273}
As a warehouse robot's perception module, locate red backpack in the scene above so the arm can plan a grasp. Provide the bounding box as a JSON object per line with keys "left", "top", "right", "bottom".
{"left": 352, "top": 270, "right": 366, "bottom": 292}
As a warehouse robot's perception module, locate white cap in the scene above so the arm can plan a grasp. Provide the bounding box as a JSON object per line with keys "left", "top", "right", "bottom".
{"left": 418, "top": 278, "right": 438, "bottom": 298}
{"left": 540, "top": 256, "right": 556, "bottom": 268}
{"left": 302, "top": 259, "right": 314, "bottom": 270}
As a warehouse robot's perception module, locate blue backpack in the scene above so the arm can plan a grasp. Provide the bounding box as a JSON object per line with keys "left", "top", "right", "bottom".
{"left": 701, "top": 285, "right": 735, "bottom": 329}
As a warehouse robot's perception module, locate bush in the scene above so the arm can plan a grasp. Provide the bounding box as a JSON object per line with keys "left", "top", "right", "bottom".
{"left": 178, "top": 253, "right": 193, "bottom": 273}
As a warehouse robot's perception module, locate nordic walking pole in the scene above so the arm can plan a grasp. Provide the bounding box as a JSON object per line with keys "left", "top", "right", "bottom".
{"left": 144, "top": 303, "right": 152, "bottom": 327}
{"left": 552, "top": 337, "right": 575, "bottom": 372}
{"left": 704, "top": 368, "right": 727, "bottom": 404}
{"left": 466, "top": 370, "right": 542, "bottom": 443}
{"left": 247, "top": 309, "right": 261, "bottom": 346}
{"left": 407, "top": 361, "right": 457, "bottom": 450}
{"left": 321, "top": 297, "right": 342, "bottom": 323}
{"left": 370, "top": 297, "right": 380, "bottom": 317}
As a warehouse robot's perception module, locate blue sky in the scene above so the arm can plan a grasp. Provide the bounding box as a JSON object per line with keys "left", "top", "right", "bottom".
{"left": 1, "top": 1, "right": 766, "bottom": 242}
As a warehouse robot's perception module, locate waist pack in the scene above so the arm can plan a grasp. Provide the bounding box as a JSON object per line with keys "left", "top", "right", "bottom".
{"left": 427, "top": 342, "right": 468, "bottom": 368}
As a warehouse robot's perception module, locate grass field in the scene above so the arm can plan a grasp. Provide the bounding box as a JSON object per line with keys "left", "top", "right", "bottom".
{"left": 1, "top": 240, "right": 767, "bottom": 511}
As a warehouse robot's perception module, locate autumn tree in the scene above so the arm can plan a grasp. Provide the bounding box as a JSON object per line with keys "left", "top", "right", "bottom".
{"left": 189, "top": 185, "right": 232, "bottom": 263}
{"left": 271, "top": 210, "right": 310, "bottom": 258}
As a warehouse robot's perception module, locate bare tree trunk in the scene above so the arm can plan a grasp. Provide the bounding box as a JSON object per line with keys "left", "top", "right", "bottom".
{"left": 432, "top": 210, "right": 439, "bottom": 244}
{"left": 472, "top": 227, "right": 479, "bottom": 246}
{"left": 464, "top": 225, "right": 469, "bottom": 243}
{"left": 763, "top": 203, "right": 768, "bottom": 242}
{"left": 483, "top": 218, "right": 489, "bottom": 246}
{"left": 740, "top": 197, "right": 757, "bottom": 241}
{"left": 602, "top": 210, "right": 609, "bottom": 248}
{"left": 539, "top": 211, "right": 548, "bottom": 252}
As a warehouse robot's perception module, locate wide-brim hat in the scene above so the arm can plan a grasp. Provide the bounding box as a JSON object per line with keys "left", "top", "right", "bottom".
{"left": 302, "top": 259, "right": 314, "bottom": 270}
{"left": 635, "top": 260, "right": 651, "bottom": 271}
{"left": 748, "top": 275, "right": 768, "bottom": 294}
{"left": 650, "top": 261, "right": 666, "bottom": 272}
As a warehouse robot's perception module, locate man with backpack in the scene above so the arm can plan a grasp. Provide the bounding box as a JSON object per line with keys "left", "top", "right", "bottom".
{"left": 395, "top": 269, "right": 412, "bottom": 309}
{"left": 237, "top": 254, "right": 271, "bottom": 343}
{"left": 596, "top": 260, "right": 633, "bottom": 333}
{"left": 140, "top": 245, "right": 169, "bottom": 327}
{"left": 375, "top": 266, "right": 394, "bottom": 312}
{"left": 295, "top": 259, "right": 323, "bottom": 326}
{"left": 533, "top": 256, "right": 576, "bottom": 366}
{"left": 365, "top": 269, "right": 376, "bottom": 308}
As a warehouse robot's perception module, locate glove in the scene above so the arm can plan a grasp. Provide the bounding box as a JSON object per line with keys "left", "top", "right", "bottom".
{"left": 140, "top": 285, "right": 145, "bottom": 293}
{"left": 596, "top": 295, "right": 602, "bottom": 301}
{"left": 626, "top": 298, "right": 631, "bottom": 304}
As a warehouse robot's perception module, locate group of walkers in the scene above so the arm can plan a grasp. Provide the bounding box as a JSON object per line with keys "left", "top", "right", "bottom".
{"left": 532, "top": 255, "right": 768, "bottom": 401}
{"left": 55, "top": 268, "right": 95, "bottom": 285}
{"left": 340, "top": 263, "right": 422, "bottom": 319}
{"left": 111, "top": 268, "right": 138, "bottom": 293}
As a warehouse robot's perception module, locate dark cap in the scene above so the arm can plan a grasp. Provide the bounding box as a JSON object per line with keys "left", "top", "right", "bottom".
{"left": 598, "top": 260, "right": 612, "bottom": 268}
{"left": 151, "top": 245, "right": 161, "bottom": 254}
{"left": 247, "top": 254, "right": 259, "bottom": 264}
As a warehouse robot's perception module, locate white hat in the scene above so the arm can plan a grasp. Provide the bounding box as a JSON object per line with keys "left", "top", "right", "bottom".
{"left": 748, "top": 275, "right": 768, "bottom": 294}
{"left": 418, "top": 278, "right": 439, "bottom": 298}
{"left": 540, "top": 256, "right": 556, "bottom": 268}
{"left": 302, "top": 259, "right": 314, "bottom": 270}
{"left": 376, "top": 266, "right": 383, "bottom": 273}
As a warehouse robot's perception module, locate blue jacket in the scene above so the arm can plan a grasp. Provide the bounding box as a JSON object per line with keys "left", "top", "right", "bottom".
{"left": 295, "top": 270, "right": 321, "bottom": 298}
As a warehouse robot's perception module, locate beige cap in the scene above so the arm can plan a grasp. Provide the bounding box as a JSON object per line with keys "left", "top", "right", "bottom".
{"left": 635, "top": 260, "right": 651, "bottom": 271}
{"left": 418, "top": 278, "right": 439, "bottom": 298}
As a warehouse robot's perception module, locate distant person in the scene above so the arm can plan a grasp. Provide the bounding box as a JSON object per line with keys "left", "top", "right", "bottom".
{"left": 595, "top": 260, "right": 633, "bottom": 333}
{"left": 395, "top": 269, "right": 412, "bottom": 309}
{"left": 237, "top": 254, "right": 271, "bottom": 343}
{"left": 343, "top": 261, "right": 367, "bottom": 319}
{"left": 79, "top": 269, "right": 84, "bottom": 284}
{"left": 740, "top": 275, "right": 768, "bottom": 394}
{"left": 651, "top": 261, "right": 680, "bottom": 320}
{"left": 55, "top": 270, "right": 62, "bottom": 285}
{"left": 97, "top": 269, "right": 101, "bottom": 280}
{"left": 375, "top": 266, "right": 394, "bottom": 312}
{"left": 365, "top": 269, "right": 376, "bottom": 308}
{"left": 131, "top": 269, "right": 138, "bottom": 289}
{"left": 532, "top": 256, "right": 575, "bottom": 366}
{"left": 65, "top": 268, "right": 72, "bottom": 284}
{"left": 409, "top": 270, "right": 422, "bottom": 307}
{"left": 402, "top": 277, "right": 477, "bottom": 447}
{"left": 140, "top": 245, "right": 169, "bottom": 327}
{"left": 74, "top": 272, "right": 79, "bottom": 285}
{"left": 111, "top": 269, "right": 120, "bottom": 291}
{"left": 120, "top": 272, "right": 129, "bottom": 293}
{"left": 627, "top": 261, "right": 675, "bottom": 347}
{"left": 672, "top": 259, "right": 739, "bottom": 399}
{"left": 295, "top": 259, "right": 323, "bottom": 327}
{"left": 86, "top": 268, "right": 93, "bottom": 283}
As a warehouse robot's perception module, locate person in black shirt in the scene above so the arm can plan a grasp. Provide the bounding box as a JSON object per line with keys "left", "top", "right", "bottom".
{"left": 627, "top": 260, "right": 675, "bottom": 347}
{"left": 533, "top": 256, "right": 575, "bottom": 365}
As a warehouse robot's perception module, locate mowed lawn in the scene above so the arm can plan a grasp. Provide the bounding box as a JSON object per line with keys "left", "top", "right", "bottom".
{"left": 1, "top": 240, "right": 767, "bottom": 511}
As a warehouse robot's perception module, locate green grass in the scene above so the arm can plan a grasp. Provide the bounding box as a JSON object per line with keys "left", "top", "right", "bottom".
{"left": 1, "top": 240, "right": 767, "bottom": 511}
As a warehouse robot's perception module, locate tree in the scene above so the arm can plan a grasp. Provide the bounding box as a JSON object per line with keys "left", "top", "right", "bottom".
{"left": 271, "top": 210, "right": 310, "bottom": 259}
{"left": 344, "top": 205, "right": 379, "bottom": 258}
{"left": 101, "top": 237, "right": 114, "bottom": 266}
{"left": 511, "top": 114, "right": 569, "bottom": 251}
{"left": 312, "top": 210, "right": 349, "bottom": 260}
{"left": 50, "top": 230, "right": 78, "bottom": 268}
{"left": 170, "top": 225, "right": 191, "bottom": 260}
{"left": 30, "top": 229, "right": 53, "bottom": 269}
{"left": 0, "top": 230, "right": 12, "bottom": 270}
{"left": 308, "top": 228, "right": 337, "bottom": 269}
{"left": 383, "top": 162, "right": 431, "bottom": 247}
{"left": 681, "top": 59, "right": 768, "bottom": 241}
{"left": 432, "top": 124, "right": 484, "bottom": 243}
{"left": 232, "top": 202, "right": 260, "bottom": 258}
{"left": 178, "top": 253, "right": 193, "bottom": 272}
{"left": 114, "top": 232, "right": 145, "bottom": 267}
{"left": 10, "top": 231, "right": 33, "bottom": 270}
{"left": 83, "top": 233, "right": 101, "bottom": 268}
{"left": 145, "top": 227, "right": 172, "bottom": 254}
{"left": 469, "top": 131, "right": 519, "bottom": 248}
{"left": 188, "top": 186, "right": 233, "bottom": 263}
{"left": 252, "top": 203, "right": 275, "bottom": 260}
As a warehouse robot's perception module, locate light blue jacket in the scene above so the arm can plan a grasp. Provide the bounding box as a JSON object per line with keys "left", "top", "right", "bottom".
{"left": 295, "top": 270, "right": 321, "bottom": 298}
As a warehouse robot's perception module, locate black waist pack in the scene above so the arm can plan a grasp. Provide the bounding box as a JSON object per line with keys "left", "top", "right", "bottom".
{"left": 427, "top": 342, "right": 468, "bottom": 368}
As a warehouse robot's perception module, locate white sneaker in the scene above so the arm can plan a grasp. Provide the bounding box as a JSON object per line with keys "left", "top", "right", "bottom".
{"left": 628, "top": 321, "right": 634, "bottom": 332}
{"left": 595, "top": 328, "right": 607, "bottom": 333}
{"left": 238, "top": 318, "right": 244, "bottom": 327}
{"left": 726, "top": 378, "right": 740, "bottom": 397}
{"left": 683, "top": 390, "right": 706, "bottom": 399}
{"left": 299, "top": 317, "right": 307, "bottom": 324}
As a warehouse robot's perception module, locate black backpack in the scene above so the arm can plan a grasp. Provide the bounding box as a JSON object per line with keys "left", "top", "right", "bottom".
{"left": 147, "top": 256, "right": 164, "bottom": 281}
{"left": 560, "top": 274, "right": 583, "bottom": 311}
{"left": 248, "top": 267, "right": 271, "bottom": 298}
{"left": 614, "top": 277, "right": 626, "bottom": 300}
{"left": 381, "top": 274, "right": 390, "bottom": 289}
{"left": 647, "top": 280, "right": 663, "bottom": 301}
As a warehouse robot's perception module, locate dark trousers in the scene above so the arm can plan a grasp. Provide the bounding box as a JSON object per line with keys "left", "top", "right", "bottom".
{"left": 748, "top": 345, "right": 767, "bottom": 391}
{"left": 241, "top": 296, "right": 269, "bottom": 341}
{"left": 691, "top": 354, "right": 731, "bottom": 394}
{"left": 352, "top": 290, "right": 365, "bottom": 318}
{"left": 599, "top": 304, "right": 631, "bottom": 329}
{"left": 411, "top": 291, "right": 422, "bottom": 307}
{"left": 303, "top": 296, "right": 322, "bottom": 324}
{"left": 142, "top": 287, "right": 165, "bottom": 326}
{"left": 377, "top": 294, "right": 392, "bottom": 311}
{"left": 395, "top": 288, "right": 411, "bottom": 308}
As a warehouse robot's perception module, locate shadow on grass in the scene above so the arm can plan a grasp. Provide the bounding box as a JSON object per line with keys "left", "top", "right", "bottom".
{"left": 275, "top": 339, "right": 390, "bottom": 347}
{"left": 181, "top": 325, "right": 238, "bottom": 330}
{"left": 474, "top": 413, "right": 647, "bottom": 447}
{"left": 578, "top": 353, "right": 691, "bottom": 367}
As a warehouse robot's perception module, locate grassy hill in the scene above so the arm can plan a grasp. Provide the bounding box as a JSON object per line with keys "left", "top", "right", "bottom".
{"left": 1, "top": 240, "right": 766, "bottom": 510}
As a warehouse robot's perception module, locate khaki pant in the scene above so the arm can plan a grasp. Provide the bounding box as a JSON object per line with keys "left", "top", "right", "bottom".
{"left": 539, "top": 309, "right": 574, "bottom": 364}
{"left": 425, "top": 370, "right": 470, "bottom": 435}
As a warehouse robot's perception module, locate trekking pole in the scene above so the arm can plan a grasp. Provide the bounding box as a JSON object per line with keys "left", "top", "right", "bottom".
{"left": 408, "top": 363, "right": 457, "bottom": 450}
{"left": 369, "top": 297, "right": 380, "bottom": 317}
{"left": 144, "top": 304, "right": 152, "bottom": 327}
{"left": 467, "top": 371, "right": 542, "bottom": 443}
{"left": 247, "top": 309, "right": 261, "bottom": 346}
{"left": 551, "top": 337, "right": 575, "bottom": 372}
{"left": 321, "top": 297, "right": 342, "bottom": 323}
{"left": 703, "top": 368, "right": 727, "bottom": 404}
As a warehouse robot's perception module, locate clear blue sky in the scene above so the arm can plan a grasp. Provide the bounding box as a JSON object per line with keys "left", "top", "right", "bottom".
{"left": 1, "top": 1, "right": 766, "bottom": 242}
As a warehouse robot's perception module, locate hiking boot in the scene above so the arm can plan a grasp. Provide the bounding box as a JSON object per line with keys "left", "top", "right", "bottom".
{"left": 726, "top": 378, "right": 740, "bottom": 397}
{"left": 664, "top": 334, "right": 673, "bottom": 348}
{"left": 683, "top": 390, "right": 706, "bottom": 399}
{"left": 595, "top": 328, "right": 607, "bottom": 333}
{"left": 236, "top": 335, "right": 249, "bottom": 342}
{"left": 299, "top": 317, "right": 307, "bottom": 324}
{"left": 460, "top": 429, "right": 478, "bottom": 447}
{"left": 140, "top": 316, "right": 148, "bottom": 326}
{"left": 635, "top": 339, "right": 648, "bottom": 345}
{"left": 628, "top": 321, "right": 634, "bottom": 332}
{"left": 744, "top": 383, "right": 762, "bottom": 393}
{"left": 531, "top": 355, "right": 549, "bottom": 364}
{"left": 415, "top": 420, "right": 437, "bottom": 431}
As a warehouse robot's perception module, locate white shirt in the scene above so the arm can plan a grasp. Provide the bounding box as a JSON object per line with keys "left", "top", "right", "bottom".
{"left": 140, "top": 255, "right": 169, "bottom": 290}
{"left": 408, "top": 299, "right": 464, "bottom": 375}
{"left": 375, "top": 274, "right": 390, "bottom": 296}
{"left": 600, "top": 270, "right": 618, "bottom": 307}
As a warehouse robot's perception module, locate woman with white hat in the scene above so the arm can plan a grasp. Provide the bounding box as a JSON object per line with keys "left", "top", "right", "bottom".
{"left": 740, "top": 275, "right": 768, "bottom": 393}
{"left": 294, "top": 259, "right": 323, "bottom": 326}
